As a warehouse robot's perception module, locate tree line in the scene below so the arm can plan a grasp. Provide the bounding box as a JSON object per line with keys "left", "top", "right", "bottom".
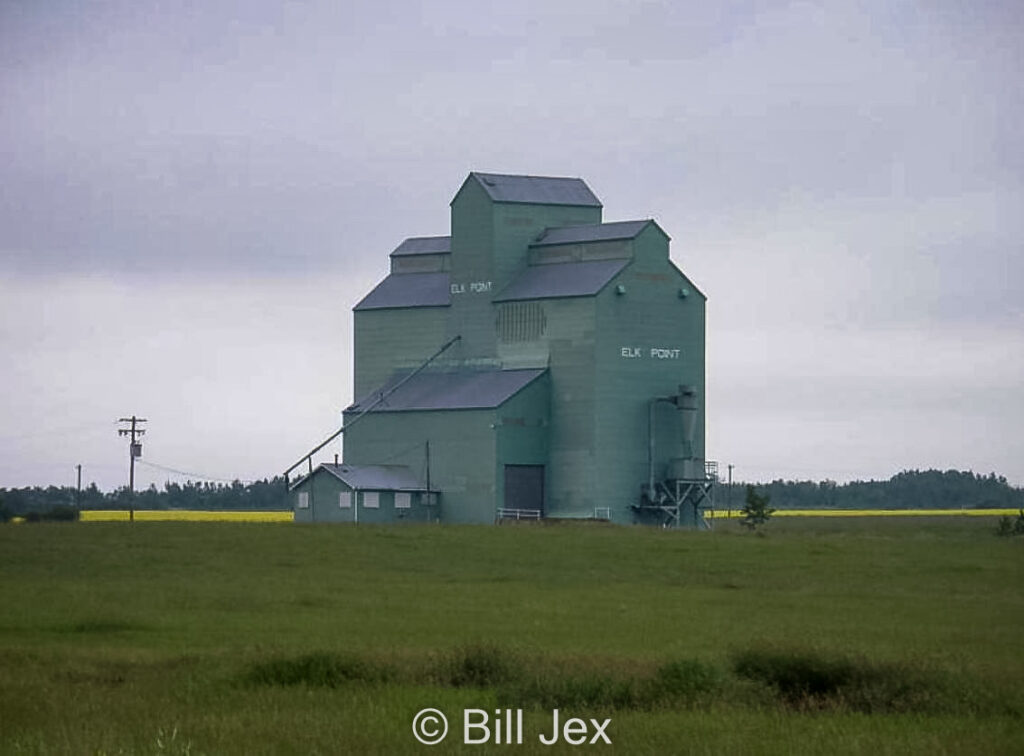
{"left": 0, "top": 478, "right": 288, "bottom": 520}
{"left": 719, "top": 469, "right": 1024, "bottom": 511}
{"left": 1, "top": 469, "right": 1022, "bottom": 521}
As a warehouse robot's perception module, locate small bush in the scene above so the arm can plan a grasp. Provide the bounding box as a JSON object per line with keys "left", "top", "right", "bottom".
{"left": 20, "top": 505, "right": 79, "bottom": 523}
{"left": 46, "top": 504, "right": 79, "bottom": 521}
{"left": 995, "top": 510, "right": 1024, "bottom": 536}
{"left": 740, "top": 485, "right": 774, "bottom": 531}
{"left": 731, "top": 648, "right": 971, "bottom": 714}
{"left": 243, "top": 652, "right": 389, "bottom": 687}
{"left": 996, "top": 516, "right": 1014, "bottom": 536}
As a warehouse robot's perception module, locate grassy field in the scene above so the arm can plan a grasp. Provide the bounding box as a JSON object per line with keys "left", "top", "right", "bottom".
{"left": 0, "top": 517, "right": 1021, "bottom": 754}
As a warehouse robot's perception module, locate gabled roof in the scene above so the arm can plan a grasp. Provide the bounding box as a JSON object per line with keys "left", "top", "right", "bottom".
{"left": 530, "top": 220, "right": 655, "bottom": 247}
{"left": 494, "top": 260, "right": 629, "bottom": 302}
{"left": 466, "top": 172, "right": 602, "bottom": 207}
{"left": 353, "top": 272, "right": 450, "bottom": 311}
{"left": 347, "top": 368, "right": 546, "bottom": 413}
{"left": 390, "top": 236, "right": 451, "bottom": 257}
{"left": 290, "top": 463, "right": 425, "bottom": 492}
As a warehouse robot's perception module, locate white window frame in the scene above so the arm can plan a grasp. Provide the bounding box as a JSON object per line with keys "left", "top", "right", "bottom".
{"left": 362, "top": 491, "right": 380, "bottom": 509}
{"left": 339, "top": 491, "right": 352, "bottom": 509}
{"left": 394, "top": 492, "right": 411, "bottom": 509}
{"left": 297, "top": 492, "right": 309, "bottom": 509}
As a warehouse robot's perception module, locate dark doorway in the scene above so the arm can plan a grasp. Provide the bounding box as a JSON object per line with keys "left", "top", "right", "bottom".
{"left": 504, "top": 465, "right": 545, "bottom": 514}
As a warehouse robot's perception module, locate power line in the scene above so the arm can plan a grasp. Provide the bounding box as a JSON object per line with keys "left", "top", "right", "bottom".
{"left": 136, "top": 459, "right": 257, "bottom": 485}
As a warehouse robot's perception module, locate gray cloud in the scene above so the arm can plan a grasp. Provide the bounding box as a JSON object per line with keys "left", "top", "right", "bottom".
{"left": 1, "top": 1, "right": 1021, "bottom": 487}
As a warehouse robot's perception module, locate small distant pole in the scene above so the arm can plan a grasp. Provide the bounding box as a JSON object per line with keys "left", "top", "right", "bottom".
{"left": 727, "top": 464, "right": 734, "bottom": 519}
{"left": 75, "top": 464, "right": 82, "bottom": 513}
{"left": 117, "top": 416, "right": 147, "bottom": 523}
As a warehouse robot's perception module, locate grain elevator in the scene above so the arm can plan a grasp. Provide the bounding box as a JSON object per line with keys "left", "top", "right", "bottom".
{"left": 289, "top": 172, "right": 715, "bottom": 526}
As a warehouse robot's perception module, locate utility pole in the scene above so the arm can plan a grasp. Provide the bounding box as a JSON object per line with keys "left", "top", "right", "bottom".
{"left": 727, "top": 464, "right": 734, "bottom": 519}
{"left": 117, "top": 416, "right": 147, "bottom": 523}
{"left": 75, "top": 464, "right": 82, "bottom": 514}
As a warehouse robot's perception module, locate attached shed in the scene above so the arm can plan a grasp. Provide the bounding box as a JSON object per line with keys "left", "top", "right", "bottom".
{"left": 344, "top": 367, "right": 550, "bottom": 524}
{"left": 290, "top": 464, "right": 435, "bottom": 524}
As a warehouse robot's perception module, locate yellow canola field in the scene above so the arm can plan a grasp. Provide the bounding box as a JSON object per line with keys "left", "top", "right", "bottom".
{"left": 80, "top": 510, "right": 293, "bottom": 523}
{"left": 708, "top": 508, "right": 1017, "bottom": 518}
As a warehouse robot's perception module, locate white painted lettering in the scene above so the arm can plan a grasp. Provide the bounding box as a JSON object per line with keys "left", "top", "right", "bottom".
{"left": 539, "top": 709, "right": 561, "bottom": 746}
{"left": 464, "top": 710, "right": 490, "bottom": 745}
{"left": 451, "top": 281, "right": 491, "bottom": 295}
{"left": 562, "top": 718, "right": 588, "bottom": 746}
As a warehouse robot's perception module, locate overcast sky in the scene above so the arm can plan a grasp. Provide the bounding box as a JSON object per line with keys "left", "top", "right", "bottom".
{"left": 2, "top": 0, "right": 1021, "bottom": 492}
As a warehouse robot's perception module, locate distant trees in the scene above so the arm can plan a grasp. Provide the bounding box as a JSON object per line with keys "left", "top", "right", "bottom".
{"left": 0, "top": 477, "right": 288, "bottom": 517}
{"left": 718, "top": 470, "right": 1024, "bottom": 511}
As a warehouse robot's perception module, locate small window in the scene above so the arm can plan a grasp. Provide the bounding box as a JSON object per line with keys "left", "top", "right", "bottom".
{"left": 362, "top": 491, "right": 379, "bottom": 509}
{"left": 297, "top": 492, "right": 309, "bottom": 509}
{"left": 339, "top": 491, "right": 352, "bottom": 508}
{"left": 394, "top": 492, "right": 411, "bottom": 509}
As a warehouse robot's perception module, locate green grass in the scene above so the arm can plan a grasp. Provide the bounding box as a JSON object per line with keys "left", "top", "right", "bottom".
{"left": 0, "top": 517, "right": 1021, "bottom": 754}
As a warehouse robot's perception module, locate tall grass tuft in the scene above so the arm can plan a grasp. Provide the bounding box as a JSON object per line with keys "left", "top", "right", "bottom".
{"left": 439, "top": 643, "right": 517, "bottom": 687}
{"left": 644, "top": 658, "right": 726, "bottom": 706}
{"left": 243, "top": 652, "right": 391, "bottom": 688}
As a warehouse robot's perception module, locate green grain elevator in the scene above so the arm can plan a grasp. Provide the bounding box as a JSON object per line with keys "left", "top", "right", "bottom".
{"left": 290, "top": 172, "right": 715, "bottom": 527}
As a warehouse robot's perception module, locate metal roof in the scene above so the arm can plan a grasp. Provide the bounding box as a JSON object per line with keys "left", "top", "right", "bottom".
{"left": 531, "top": 220, "right": 652, "bottom": 247}
{"left": 323, "top": 464, "right": 425, "bottom": 491}
{"left": 290, "top": 464, "right": 425, "bottom": 491}
{"left": 494, "top": 260, "right": 629, "bottom": 302}
{"left": 468, "top": 172, "right": 602, "bottom": 207}
{"left": 391, "top": 236, "right": 451, "bottom": 257}
{"left": 347, "top": 368, "right": 546, "bottom": 413}
{"left": 353, "top": 272, "right": 450, "bottom": 310}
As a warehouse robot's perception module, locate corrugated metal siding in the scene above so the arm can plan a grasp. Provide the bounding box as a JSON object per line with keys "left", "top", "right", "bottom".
{"left": 344, "top": 408, "right": 498, "bottom": 524}
{"left": 354, "top": 308, "right": 449, "bottom": 398}
{"left": 592, "top": 229, "right": 705, "bottom": 523}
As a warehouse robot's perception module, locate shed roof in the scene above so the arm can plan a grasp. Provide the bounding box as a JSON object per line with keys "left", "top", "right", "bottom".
{"left": 347, "top": 368, "right": 546, "bottom": 413}
{"left": 353, "top": 272, "right": 450, "bottom": 311}
{"left": 466, "top": 172, "right": 602, "bottom": 207}
{"left": 530, "top": 220, "right": 653, "bottom": 247}
{"left": 290, "top": 463, "right": 425, "bottom": 491}
{"left": 391, "top": 236, "right": 451, "bottom": 257}
{"left": 494, "top": 260, "right": 629, "bottom": 302}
